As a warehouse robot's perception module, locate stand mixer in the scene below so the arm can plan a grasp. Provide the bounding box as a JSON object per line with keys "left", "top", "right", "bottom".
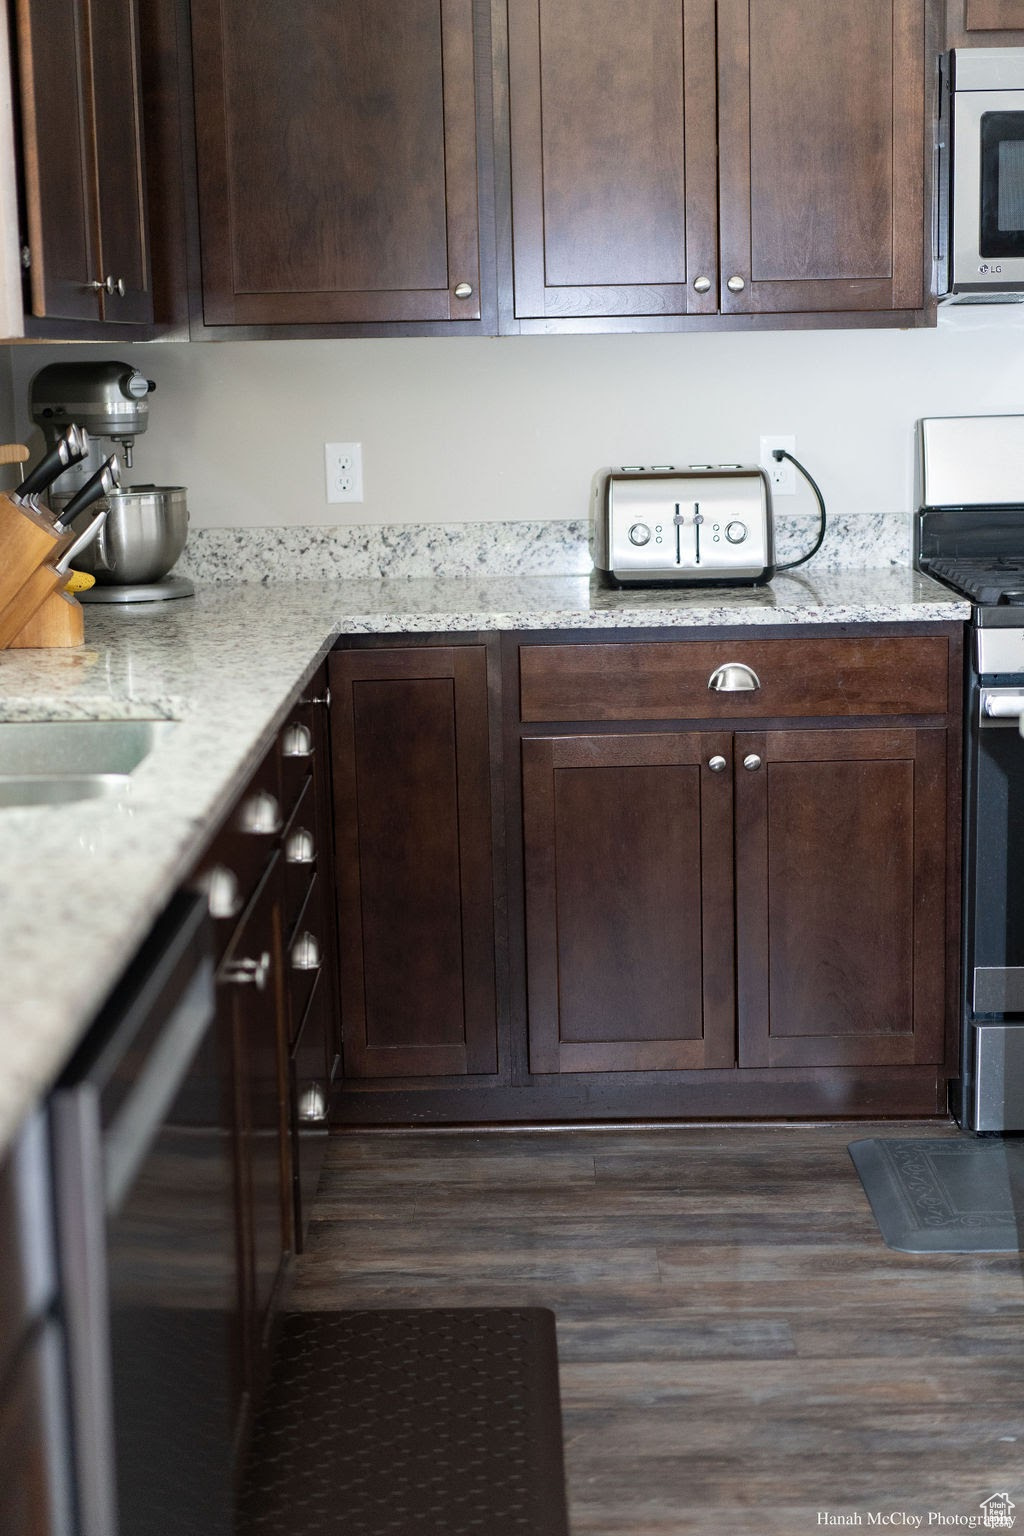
{"left": 29, "top": 361, "right": 193, "bottom": 603}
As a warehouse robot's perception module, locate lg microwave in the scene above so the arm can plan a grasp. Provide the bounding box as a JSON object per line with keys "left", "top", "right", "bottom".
{"left": 942, "top": 48, "right": 1024, "bottom": 302}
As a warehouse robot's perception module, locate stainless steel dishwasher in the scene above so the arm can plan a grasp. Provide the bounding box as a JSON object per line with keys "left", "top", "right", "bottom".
{"left": 50, "top": 890, "right": 235, "bottom": 1536}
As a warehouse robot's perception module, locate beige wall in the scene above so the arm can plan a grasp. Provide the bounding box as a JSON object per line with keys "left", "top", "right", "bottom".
{"left": 4, "top": 304, "right": 1024, "bottom": 528}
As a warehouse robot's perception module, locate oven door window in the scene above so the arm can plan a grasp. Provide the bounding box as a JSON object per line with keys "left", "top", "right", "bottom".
{"left": 980, "top": 111, "right": 1024, "bottom": 258}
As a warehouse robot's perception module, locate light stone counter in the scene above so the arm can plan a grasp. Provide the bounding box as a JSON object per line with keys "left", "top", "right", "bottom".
{"left": 0, "top": 569, "right": 968, "bottom": 1154}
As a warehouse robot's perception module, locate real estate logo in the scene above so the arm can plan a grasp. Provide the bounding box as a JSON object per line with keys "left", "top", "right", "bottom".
{"left": 980, "top": 1494, "right": 1016, "bottom": 1531}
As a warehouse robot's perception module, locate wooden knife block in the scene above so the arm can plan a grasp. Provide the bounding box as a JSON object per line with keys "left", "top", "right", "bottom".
{"left": 0, "top": 443, "right": 85, "bottom": 649}
{"left": 7, "top": 590, "right": 85, "bottom": 649}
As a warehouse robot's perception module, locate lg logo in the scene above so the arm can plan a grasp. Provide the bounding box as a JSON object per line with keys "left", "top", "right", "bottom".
{"left": 979, "top": 263, "right": 1004, "bottom": 273}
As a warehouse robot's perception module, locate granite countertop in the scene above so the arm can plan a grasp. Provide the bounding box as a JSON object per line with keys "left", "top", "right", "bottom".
{"left": 0, "top": 569, "right": 968, "bottom": 1156}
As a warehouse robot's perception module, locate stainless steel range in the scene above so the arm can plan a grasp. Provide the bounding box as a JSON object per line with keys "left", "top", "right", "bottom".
{"left": 916, "top": 415, "right": 1024, "bottom": 1131}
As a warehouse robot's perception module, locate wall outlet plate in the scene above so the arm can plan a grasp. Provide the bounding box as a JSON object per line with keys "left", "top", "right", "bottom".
{"left": 759, "top": 435, "right": 796, "bottom": 496}
{"left": 325, "top": 442, "right": 363, "bottom": 503}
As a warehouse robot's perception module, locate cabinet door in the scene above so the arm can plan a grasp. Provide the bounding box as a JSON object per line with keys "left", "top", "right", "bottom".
{"left": 330, "top": 647, "right": 498, "bottom": 1078}
{"left": 964, "top": 0, "right": 1024, "bottom": 28}
{"left": 506, "top": 0, "right": 718, "bottom": 320}
{"left": 717, "top": 0, "right": 925, "bottom": 315}
{"left": 522, "top": 732, "right": 735, "bottom": 1073}
{"left": 220, "top": 854, "right": 290, "bottom": 1404}
{"left": 191, "top": 0, "right": 482, "bottom": 325}
{"left": 88, "top": 0, "right": 152, "bottom": 324}
{"left": 734, "top": 728, "right": 948, "bottom": 1068}
{"left": 14, "top": 0, "right": 99, "bottom": 321}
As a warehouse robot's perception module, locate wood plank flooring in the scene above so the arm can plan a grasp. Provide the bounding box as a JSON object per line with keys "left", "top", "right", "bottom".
{"left": 290, "top": 1122, "right": 1024, "bottom": 1534}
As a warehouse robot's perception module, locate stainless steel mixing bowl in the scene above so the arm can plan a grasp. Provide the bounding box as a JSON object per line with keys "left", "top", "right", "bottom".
{"left": 74, "top": 485, "right": 189, "bottom": 585}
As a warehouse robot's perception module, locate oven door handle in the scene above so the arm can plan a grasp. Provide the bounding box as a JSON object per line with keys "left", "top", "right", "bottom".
{"left": 980, "top": 688, "right": 1024, "bottom": 725}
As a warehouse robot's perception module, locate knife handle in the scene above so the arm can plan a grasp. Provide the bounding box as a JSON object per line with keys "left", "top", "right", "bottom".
{"left": 0, "top": 444, "right": 29, "bottom": 466}
{"left": 15, "top": 426, "right": 90, "bottom": 499}
{"left": 53, "top": 455, "right": 120, "bottom": 531}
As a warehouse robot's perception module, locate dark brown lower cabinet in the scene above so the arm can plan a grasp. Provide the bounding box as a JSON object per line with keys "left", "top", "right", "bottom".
{"left": 329, "top": 646, "right": 499, "bottom": 1080}
{"left": 523, "top": 724, "right": 950, "bottom": 1076}
{"left": 734, "top": 727, "right": 948, "bottom": 1069}
{"left": 217, "top": 853, "right": 291, "bottom": 1448}
{"left": 522, "top": 732, "right": 735, "bottom": 1072}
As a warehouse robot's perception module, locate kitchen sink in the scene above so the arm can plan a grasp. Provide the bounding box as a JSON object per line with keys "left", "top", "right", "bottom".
{"left": 0, "top": 719, "right": 177, "bottom": 806}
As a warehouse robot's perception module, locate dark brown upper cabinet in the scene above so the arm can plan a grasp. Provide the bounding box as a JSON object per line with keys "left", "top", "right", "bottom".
{"left": 190, "top": 0, "right": 487, "bottom": 328}
{"left": 505, "top": 0, "right": 719, "bottom": 321}
{"left": 14, "top": 0, "right": 153, "bottom": 327}
{"left": 946, "top": 0, "right": 1024, "bottom": 42}
{"left": 717, "top": 0, "right": 926, "bottom": 317}
{"left": 503, "top": 0, "right": 932, "bottom": 328}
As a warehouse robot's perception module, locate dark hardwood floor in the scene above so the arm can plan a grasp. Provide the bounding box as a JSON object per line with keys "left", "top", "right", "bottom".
{"left": 290, "top": 1122, "right": 1024, "bottom": 1534}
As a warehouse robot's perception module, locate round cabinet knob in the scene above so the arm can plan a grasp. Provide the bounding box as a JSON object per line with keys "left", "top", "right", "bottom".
{"left": 708, "top": 755, "right": 728, "bottom": 773}
{"left": 292, "top": 931, "right": 322, "bottom": 972}
{"left": 104, "top": 274, "right": 126, "bottom": 297}
{"left": 298, "top": 1083, "right": 328, "bottom": 1125}
{"left": 282, "top": 721, "right": 314, "bottom": 759}
{"left": 454, "top": 282, "right": 474, "bottom": 299}
{"left": 202, "top": 864, "right": 242, "bottom": 921}
{"left": 692, "top": 275, "right": 712, "bottom": 294}
{"left": 743, "top": 753, "right": 763, "bottom": 772}
{"left": 726, "top": 274, "right": 746, "bottom": 293}
{"left": 87, "top": 279, "right": 106, "bottom": 292}
{"left": 628, "top": 522, "right": 652, "bottom": 546}
{"left": 725, "top": 521, "right": 748, "bottom": 545}
{"left": 239, "top": 789, "right": 282, "bottom": 837}
{"left": 302, "top": 687, "right": 331, "bottom": 709}
{"left": 285, "top": 827, "right": 316, "bottom": 866}
{"left": 222, "top": 951, "right": 271, "bottom": 991}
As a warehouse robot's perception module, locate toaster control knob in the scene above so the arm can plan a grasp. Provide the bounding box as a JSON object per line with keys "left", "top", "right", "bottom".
{"left": 725, "top": 520, "right": 748, "bottom": 545}
{"left": 628, "top": 522, "right": 652, "bottom": 546}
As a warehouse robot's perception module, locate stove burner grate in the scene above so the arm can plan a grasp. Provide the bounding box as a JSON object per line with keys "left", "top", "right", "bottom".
{"left": 925, "top": 557, "right": 1024, "bottom": 605}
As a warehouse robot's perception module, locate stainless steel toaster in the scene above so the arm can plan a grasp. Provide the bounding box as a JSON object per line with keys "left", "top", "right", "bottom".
{"left": 591, "top": 465, "right": 775, "bottom": 587}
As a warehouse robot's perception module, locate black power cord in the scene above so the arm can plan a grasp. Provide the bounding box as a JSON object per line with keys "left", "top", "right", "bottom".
{"left": 769, "top": 448, "right": 827, "bottom": 574}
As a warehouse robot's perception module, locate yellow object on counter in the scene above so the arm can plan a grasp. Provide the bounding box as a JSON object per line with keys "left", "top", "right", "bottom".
{"left": 63, "top": 570, "right": 96, "bottom": 593}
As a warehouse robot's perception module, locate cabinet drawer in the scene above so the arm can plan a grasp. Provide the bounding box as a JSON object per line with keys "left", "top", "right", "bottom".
{"left": 279, "top": 699, "right": 315, "bottom": 823}
{"left": 519, "top": 637, "right": 951, "bottom": 722}
{"left": 282, "top": 777, "right": 316, "bottom": 942}
{"left": 285, "top": 874, "right": 325, "bottom": 1044}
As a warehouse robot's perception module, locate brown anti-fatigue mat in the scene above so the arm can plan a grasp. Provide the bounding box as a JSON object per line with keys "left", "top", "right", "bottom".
{"left": 237, "top": 1308, "right": 570, "bottom": 1536}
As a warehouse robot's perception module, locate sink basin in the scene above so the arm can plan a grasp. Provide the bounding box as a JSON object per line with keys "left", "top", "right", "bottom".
{"left": 0, "top": 719, "right": 176, "bottom": 806}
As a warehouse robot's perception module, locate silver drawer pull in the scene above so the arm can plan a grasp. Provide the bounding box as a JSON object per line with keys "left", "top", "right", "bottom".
{"left": 298, "top": 1083, "right": 328, "bottom": 1124}
{"left": 222, "top": 951, "right": 271, "bottom": 991}
{"left": 707, "top": 755, "right": 728, "bottom": 773}
{"left": 201, "top": 864, "right": 242, "bottom": 921}
{"left": 292, "top": 931, "right": 321, "bottom": 972}
{"left": 239, "top": 790, "right": 282, "bottom": 836}
{"left": 282, "top": 722, "right": 314, "bottom": 759}
{"left": 708, "top": 663, "right": 761, "bottom": 693}
{"left": 285, "top": 827, "right": 316, "bottom": 866}
{"left": 743, "top": 753, "right": 762, "bottom": 772}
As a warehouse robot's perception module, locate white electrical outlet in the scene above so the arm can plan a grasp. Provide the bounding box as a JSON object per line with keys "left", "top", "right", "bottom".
{"left": 325, "top": 442, "right": 364, "bottom": 504}
{"left": 759, "top": 434, "right": 796, "bottom": 496}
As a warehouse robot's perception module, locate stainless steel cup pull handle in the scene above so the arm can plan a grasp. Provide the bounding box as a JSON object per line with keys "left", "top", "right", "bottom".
{"left": 282, "top": 722, "right": 314, "bottom": 759}
{"left": 222, "top": 951, "right": 271, "bottom": 991}
{"left": 285, "top": 827, "right": 316, "bottom": 866}
{"left": 201, "top": 864, "right": 242, "bottom": 921}
{"left": 239, "top": 790, "right": 282, "bottom": 836}
{"left": 298, "top": 1083, "right": 328, "bottom": 1124}
{"left": 708, "top": 663, "right": 761, "bottom": 693}
{"left": 292, "top": 931, "right": 321, "bottom": 972}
